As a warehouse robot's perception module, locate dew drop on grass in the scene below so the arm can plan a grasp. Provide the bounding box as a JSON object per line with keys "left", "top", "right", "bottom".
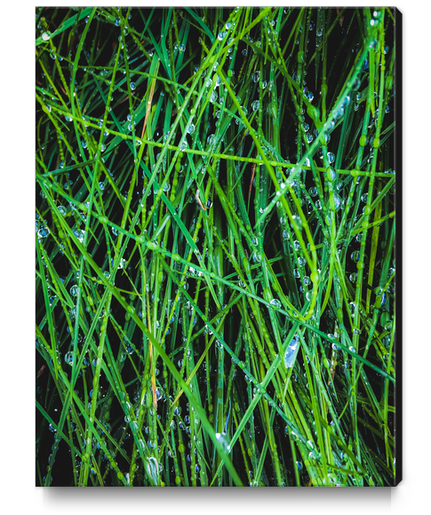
{"left": 270, "top": 299, "right": 281, "bottom": 309}
{"left": 351, "top": 251, "right": 360, "bottom": 263}
{"left": 333, "top": 193, "right": 342, "bottom": 210}
{"left": 215, "top": 432, "right": 231, "bottom": 452}
{"left": 73, "top": 229, "right": 85, "bottom": 243}
{"left": 252, "top": 251, "right": 262, "bottom": 263}
{"left": 284, "top": 336, "right": 299, "bottom": 368}
{"left": 64, "top": 351, "right": 74, "bottom": 365}
{"left": 130, "top": 82, "right": 136, "bottom": 91}
{"left": 42, "top": 32, "right": 50, "bottom": 41}
{"left": 70, "top": 285, "right": 78, "bottom": 297}
{"left": 292, "top": 215, "right": 303, "bottom": 230}
{"left": 38, "top": 226, "right": 49, "bottom": 238}
{"left": 145, "top": 457, "right": 159, "bottom": 484}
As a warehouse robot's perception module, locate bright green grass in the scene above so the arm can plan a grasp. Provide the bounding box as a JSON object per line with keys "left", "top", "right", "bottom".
{"left": 36, "top": 7, "right": 398, "bottom": 486}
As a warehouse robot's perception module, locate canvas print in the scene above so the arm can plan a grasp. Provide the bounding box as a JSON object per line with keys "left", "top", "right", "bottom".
{"left": 36, "top": 6, "right": 401, "bottom": 486}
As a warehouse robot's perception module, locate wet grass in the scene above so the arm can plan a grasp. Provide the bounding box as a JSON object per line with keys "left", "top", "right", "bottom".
{"left": 36, "top": 6, "right": 399, "bottom": 486}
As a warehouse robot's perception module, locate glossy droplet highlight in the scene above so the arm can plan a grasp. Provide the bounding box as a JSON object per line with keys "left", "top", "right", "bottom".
{"left": 145, "top": 457, "right": 159, "bottom": 484}
{"left": 284, "top": 337, "right": 299, "bottom": 368}
{"left": 215, "top": 432, "right": 231, "bottom": 452}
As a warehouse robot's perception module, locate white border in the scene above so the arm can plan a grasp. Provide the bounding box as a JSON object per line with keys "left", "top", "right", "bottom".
{"left": 2, "top": 2, "right": 428, "bottom": 514}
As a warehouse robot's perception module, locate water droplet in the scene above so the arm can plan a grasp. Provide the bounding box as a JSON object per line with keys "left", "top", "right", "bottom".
{"left": 215, "top": 432, "right": 231, "bottom": 452}
{"left": 292, "top": 215, "right": 303, "bottom": 230}
{"left": 333, "top": 193, "right": 342, "bottom": 210}
{"left": 73, "top": 229, "right": 85, "bottom": 243}
{"left": 351, "top": 251, "right": 360, "bottom": 263}
{"left": 252, "top": 251, "right": 262, "bottom": 263}
{"left": 37, "top": 226, "right": 49, "bottom": 238}
{"left": 130, "top": 82, "right": 136, "bottom": 91}
{"left": 270, "top": 298, "right": 281, "bottom": 309}
{"left": 284, "top": 338, "right": 299, "bottom": 368}
{"left": 42, "top": 32, "right": 50, "bottom": 41}
{"left": 145, "top": 457, "right": 159, "bottom": 484}
{"left": 252, "top": 71, "right": 260, "bottom": 83}
{"left": 327, "top": 152, "right": 335, "bottom": 164}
